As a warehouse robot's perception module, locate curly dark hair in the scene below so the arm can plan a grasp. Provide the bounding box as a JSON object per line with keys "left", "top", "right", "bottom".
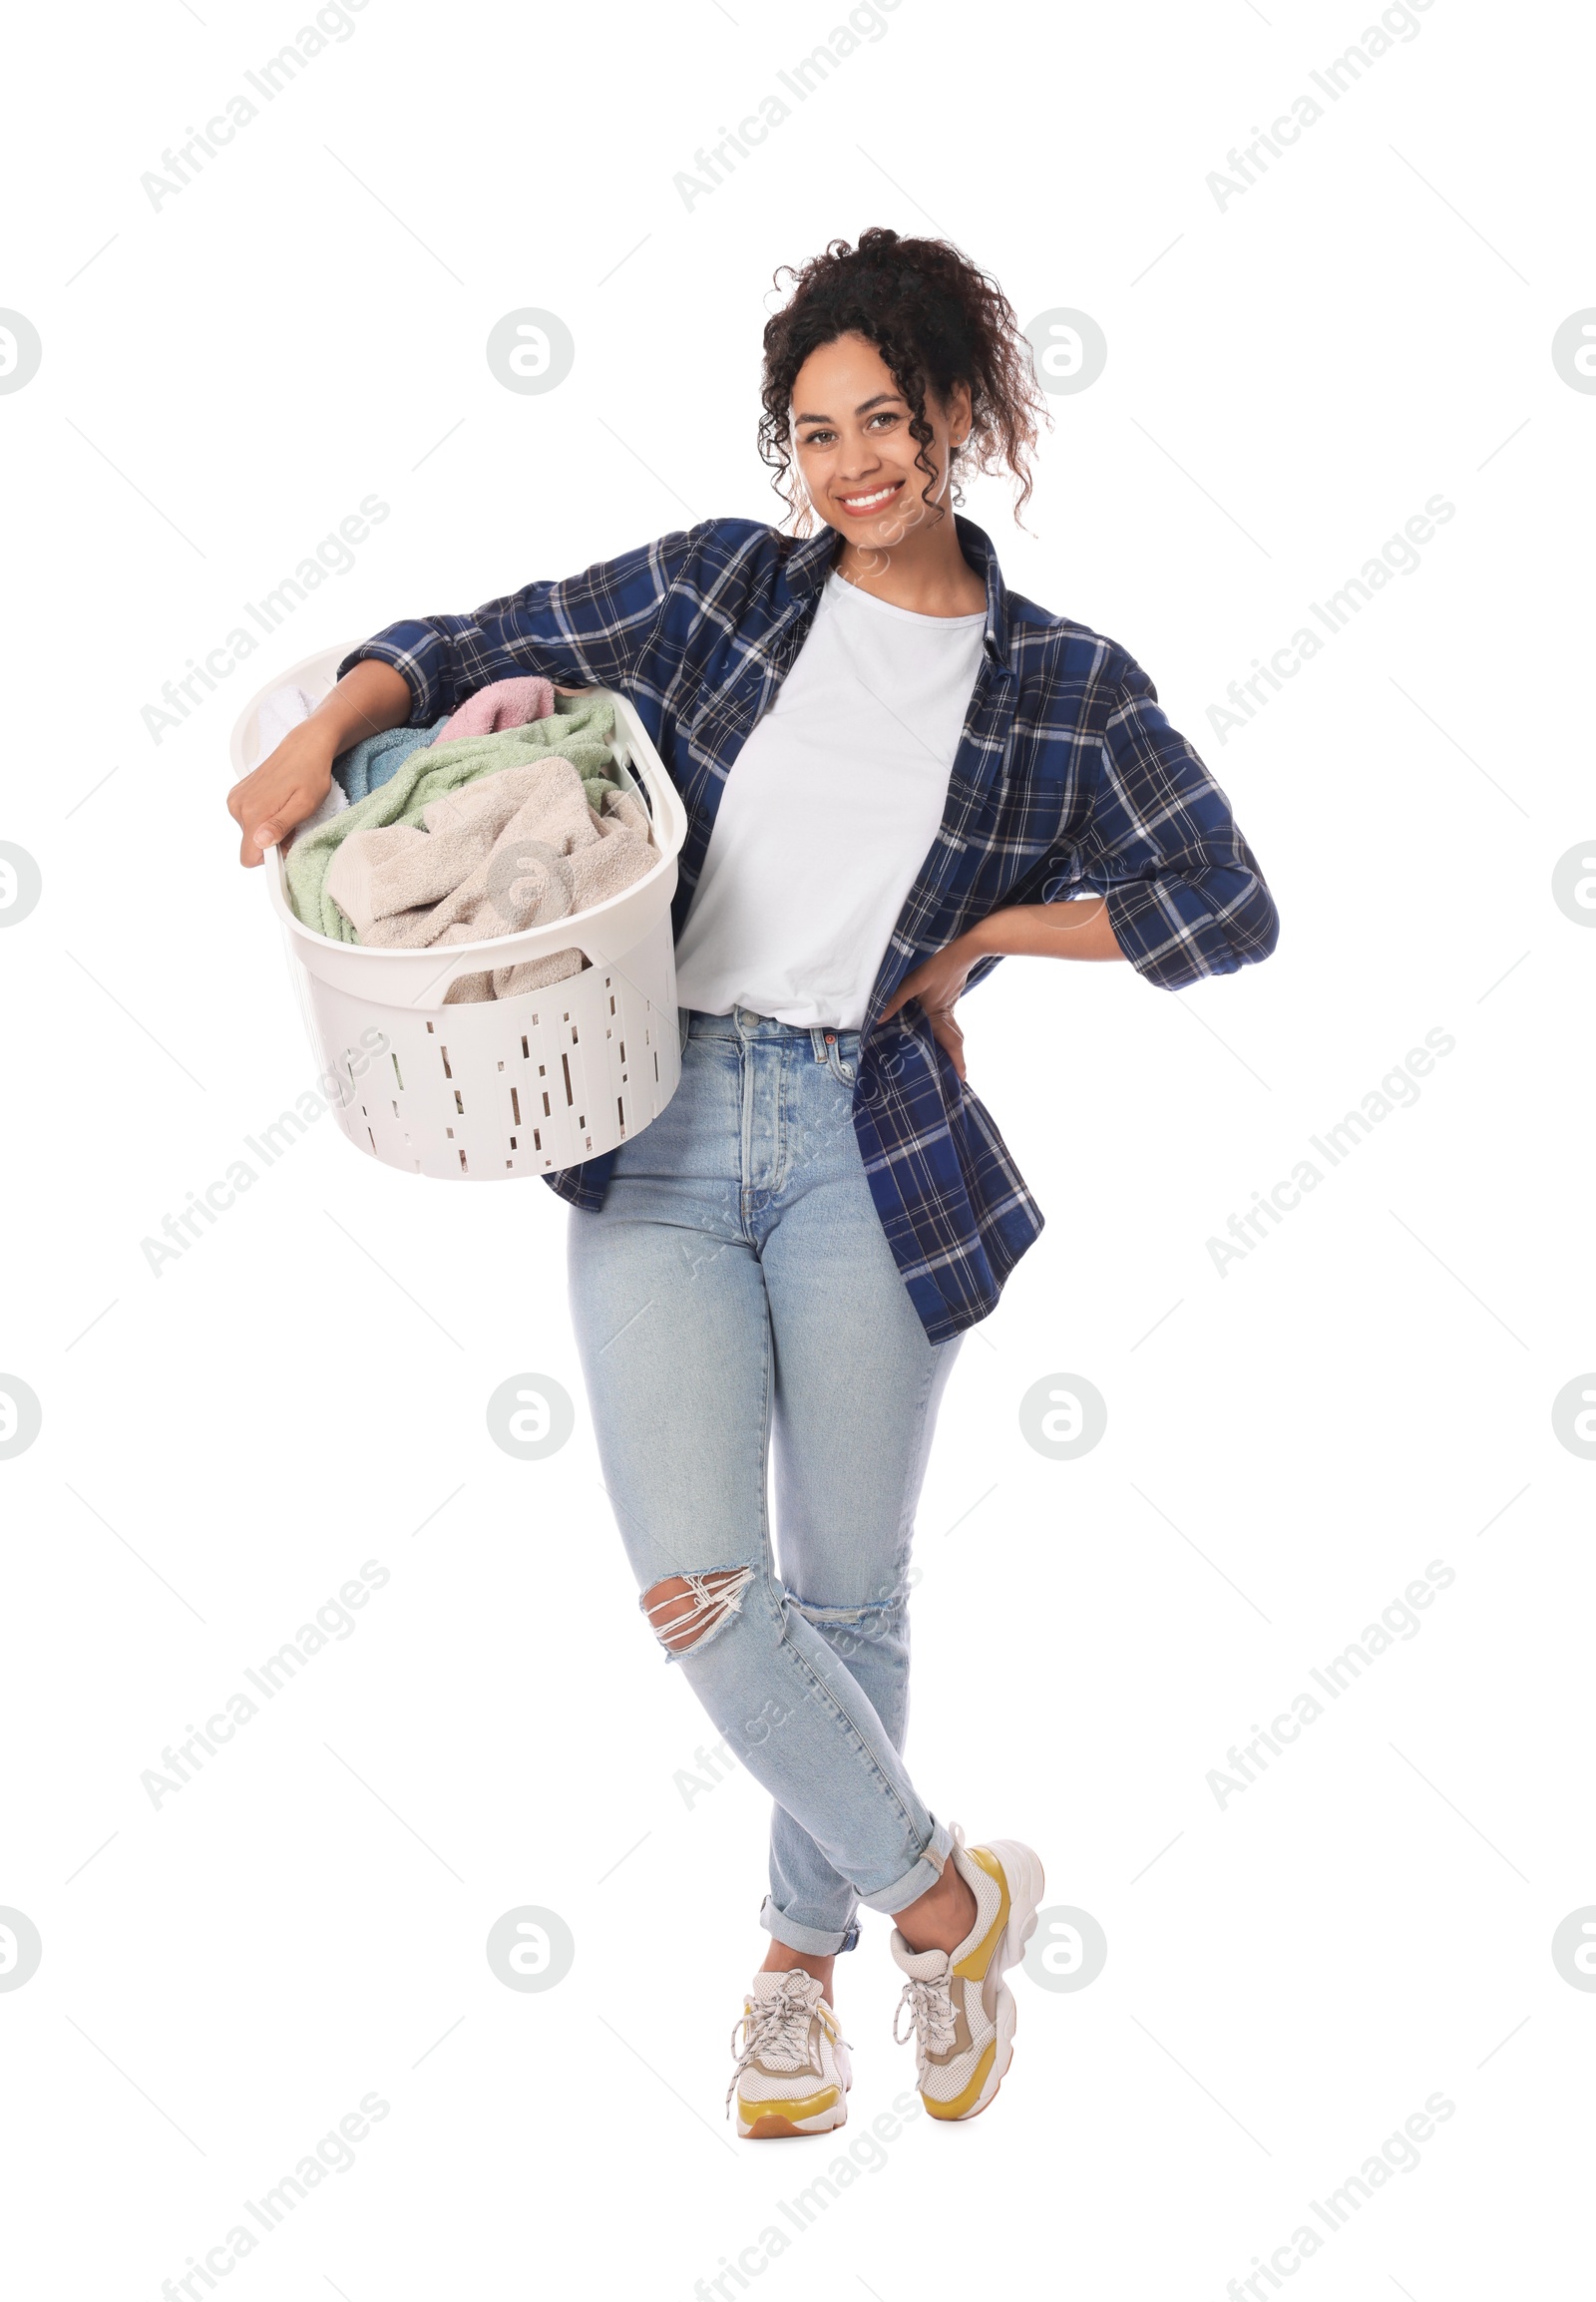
{"left": 757, "top": 226, "right": 1048, "bottom": 535}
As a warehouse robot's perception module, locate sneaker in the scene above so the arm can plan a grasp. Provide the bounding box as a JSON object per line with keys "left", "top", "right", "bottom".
{"left": 890, "top": 1829, "right": 1044, "bottom": 2121}
{"left": 726, "top": 1969, "right": 852, "bottom": 2139}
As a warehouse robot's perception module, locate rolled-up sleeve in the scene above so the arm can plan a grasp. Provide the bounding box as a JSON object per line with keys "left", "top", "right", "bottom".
{"left": 1082, "top": 657, "right": 1279, "bottom": 988}
{"left": 337, "top": 524, "right": 703, "bottom": 726}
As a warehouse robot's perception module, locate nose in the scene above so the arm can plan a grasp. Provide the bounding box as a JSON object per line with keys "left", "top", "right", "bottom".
{"left": 833, "top": 432, "right": 884, "bottom": 484}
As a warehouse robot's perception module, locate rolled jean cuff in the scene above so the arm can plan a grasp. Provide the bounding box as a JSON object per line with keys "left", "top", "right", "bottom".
{"left": 759, "top": 1896, "right": 861, "bottom": 1957}
{"left": 858, "top": 1816, "right": 956, "bottom": 1918}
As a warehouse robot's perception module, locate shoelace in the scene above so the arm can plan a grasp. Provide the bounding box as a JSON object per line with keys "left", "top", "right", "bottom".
{"left": 725, "top": 1975, "right": 837, "bottom": 2115}
{"left": 893, "top": 1972, "right": 959, "bottom": 2063}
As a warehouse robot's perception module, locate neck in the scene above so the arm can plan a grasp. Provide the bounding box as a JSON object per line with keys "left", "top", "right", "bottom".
{"left": 830, "top": 507, "right": 986, "bottom": 618}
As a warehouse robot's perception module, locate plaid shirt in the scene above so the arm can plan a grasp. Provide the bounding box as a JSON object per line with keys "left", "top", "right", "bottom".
{"left": 341, "top": 515, "right": 1278, "bottom": 1343}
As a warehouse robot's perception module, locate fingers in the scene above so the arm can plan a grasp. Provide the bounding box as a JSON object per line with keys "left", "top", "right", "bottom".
{"left": 227, "top": 724, "right": 336, "bottom": 869}
{"left": 928, "top": 1009, "right": 966, "bottom": 1081}
{"left": 881, "top": 972, "right": 930, "bottom": 1022}
{"left": 231, "top": 780, "right": 285, "bottom": 866}
{"left": 229, "top": 770, "right": 325, "bottom": 867}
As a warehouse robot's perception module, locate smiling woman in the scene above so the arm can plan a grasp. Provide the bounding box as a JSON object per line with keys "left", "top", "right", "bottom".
{"left": 227, "top": 222, "right": 1278, "bottom": 2141}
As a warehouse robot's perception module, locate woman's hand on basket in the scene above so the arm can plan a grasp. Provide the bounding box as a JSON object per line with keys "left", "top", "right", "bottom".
{"left": 878, "top": 932, "right": 981, "bottom": 1081}
{"left": 227, "top": 723, "right": 337, "bottom": 868}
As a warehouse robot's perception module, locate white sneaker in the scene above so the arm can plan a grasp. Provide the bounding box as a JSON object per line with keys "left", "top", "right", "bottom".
{"left": 726, "top": 1969, "right": 852, "bottom": 2138}
{"left": 890, "top": 1828, "right": 1044, "bottom": 2121}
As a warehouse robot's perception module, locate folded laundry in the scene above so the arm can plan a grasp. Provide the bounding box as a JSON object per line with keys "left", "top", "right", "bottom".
{"left": 283, "top": 697, "right": 624, "bottom": 944}
{"left": 324, "top": 755, "right": 653, "bottom": 1002}
{"left": 429, "top": 673, "right": 555, "bottom": 746}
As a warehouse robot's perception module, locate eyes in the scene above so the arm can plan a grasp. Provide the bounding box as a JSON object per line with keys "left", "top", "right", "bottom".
{"left": 797, "top": 409, "right": 903, "bottom": 450}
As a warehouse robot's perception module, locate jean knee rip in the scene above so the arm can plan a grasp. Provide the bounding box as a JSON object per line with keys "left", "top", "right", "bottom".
{"left": 788, "top": 1593, "right": 905, "bottom": 1666}
{"left": 641, "top": 1568, "right": 756, "bottom": 1660}
{"left": 789, "top": 1597, "right": 871, "bottom": 1627}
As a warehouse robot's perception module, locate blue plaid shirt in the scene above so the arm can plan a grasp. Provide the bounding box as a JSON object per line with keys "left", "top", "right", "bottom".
{"left": 341, "top": 515, "right": 1278, "bottom": 1343}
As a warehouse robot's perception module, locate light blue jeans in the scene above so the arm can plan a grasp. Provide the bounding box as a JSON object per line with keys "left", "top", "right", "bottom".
{"left": 567, "top": 1005, "right": 962, "bottom": 1953}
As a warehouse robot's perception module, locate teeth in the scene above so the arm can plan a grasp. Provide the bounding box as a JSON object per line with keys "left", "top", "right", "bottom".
{"left": 842, "top": 485, "right": 896, "bottom": 508}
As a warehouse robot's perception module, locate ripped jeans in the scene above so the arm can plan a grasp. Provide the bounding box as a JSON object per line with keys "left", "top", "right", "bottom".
{"left": 566, "top": 1005, "right": 962, "bottom": 1954}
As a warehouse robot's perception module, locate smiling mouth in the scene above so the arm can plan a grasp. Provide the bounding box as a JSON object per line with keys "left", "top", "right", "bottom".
{"left": 835, "top": 480, "right": 904, "bottom": 516}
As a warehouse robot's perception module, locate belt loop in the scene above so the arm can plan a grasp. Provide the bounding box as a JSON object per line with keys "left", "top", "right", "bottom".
{"left": 810, "top": 1025, "right": 826, "bottom": 1063}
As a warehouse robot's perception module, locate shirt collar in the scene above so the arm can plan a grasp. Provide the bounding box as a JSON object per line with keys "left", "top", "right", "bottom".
{"left": 781, "top": 511, "right": 1012, "bottom": 664}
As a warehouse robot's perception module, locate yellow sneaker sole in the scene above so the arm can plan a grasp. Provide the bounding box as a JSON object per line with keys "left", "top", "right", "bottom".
{"left": 735, "top": 2084, "right": 846, "bottom": 2138}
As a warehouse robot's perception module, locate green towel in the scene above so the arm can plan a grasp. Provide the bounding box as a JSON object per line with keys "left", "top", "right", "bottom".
{"left": 285, "top": 699, "right": 621, "bottom": 942}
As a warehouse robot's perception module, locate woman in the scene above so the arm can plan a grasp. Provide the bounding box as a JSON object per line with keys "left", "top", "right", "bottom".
{"left": 229, "top": 228, "right": 1278, "bottom": 2136}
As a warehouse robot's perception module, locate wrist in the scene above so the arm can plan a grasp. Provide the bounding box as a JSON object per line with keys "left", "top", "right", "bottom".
{"left": 300, "top": 707, "right": 350, "bottom": 757}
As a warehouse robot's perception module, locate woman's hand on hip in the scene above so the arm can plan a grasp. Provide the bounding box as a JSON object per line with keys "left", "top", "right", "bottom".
{"left": 878, "top": 934, "right": 981, "bottom": 1080}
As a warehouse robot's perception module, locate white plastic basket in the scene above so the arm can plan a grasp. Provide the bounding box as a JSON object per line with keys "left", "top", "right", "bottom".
{"left": 228, "top": 641, "right": 687, "bottom": 1180}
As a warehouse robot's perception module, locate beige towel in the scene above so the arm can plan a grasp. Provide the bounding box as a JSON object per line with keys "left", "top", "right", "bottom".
{"left": 324, "top": 755, "right": 653, "bottom": 1003}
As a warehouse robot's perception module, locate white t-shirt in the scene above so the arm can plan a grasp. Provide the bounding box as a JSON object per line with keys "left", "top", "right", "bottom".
{"left": 672, "top": 570, "right": 987, "bottom": 1029}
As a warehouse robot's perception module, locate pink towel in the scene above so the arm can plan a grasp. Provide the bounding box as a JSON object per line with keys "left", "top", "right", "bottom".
{"left": 429, "top": 674, "right": 556, "bottom": 746}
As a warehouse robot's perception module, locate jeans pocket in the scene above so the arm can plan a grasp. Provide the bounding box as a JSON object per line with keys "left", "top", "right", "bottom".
{"left": 828, "top": 1041, "right": 858, "bottom": 1087}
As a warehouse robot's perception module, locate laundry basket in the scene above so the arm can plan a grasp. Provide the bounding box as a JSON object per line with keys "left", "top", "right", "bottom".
{"left": 229, "top": 641, "right": 688, "bottom": 1179}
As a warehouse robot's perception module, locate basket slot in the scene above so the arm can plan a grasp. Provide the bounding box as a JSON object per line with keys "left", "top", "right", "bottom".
{"left": 459, "top": 1149, "right": 468, "bottom": 1171}
{"left": 391, "top": 1052, "right": 404, "bottom": 1090}
{"left": 511, "top": 1088, "right": 521, "bottom": 1126}
{"left": 440, "top": 1044, "right": 453, "bottom": 1079}
{"left": 454, "top": 1089, "right": 465, "bottom": 1115}
{"left": 561, "top": 1052, "right": 574, "bottom": 1106}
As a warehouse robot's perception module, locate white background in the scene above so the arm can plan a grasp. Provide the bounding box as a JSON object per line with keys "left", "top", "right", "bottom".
{"left": 2, "top": 0, "right": 1591, "bottom": 2293}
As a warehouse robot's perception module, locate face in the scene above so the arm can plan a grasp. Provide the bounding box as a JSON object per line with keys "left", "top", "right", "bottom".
{"left": 790, "top": 332, "right": 972, "bottom": 548}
